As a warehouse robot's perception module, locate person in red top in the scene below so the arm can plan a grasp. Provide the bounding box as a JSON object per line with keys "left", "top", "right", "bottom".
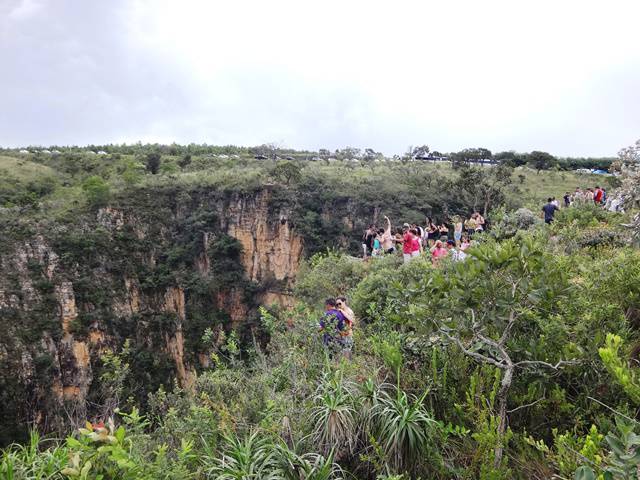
{"left": 402, "top": 224, "right": 418, "bottom": 263}
{"left": 594, "top": 186, "right": 603, "bottom": 204}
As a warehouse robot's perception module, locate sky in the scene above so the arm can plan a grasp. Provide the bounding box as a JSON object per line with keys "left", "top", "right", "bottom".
{"left": 0, "top": 0, "right": 639, "bottom": 157}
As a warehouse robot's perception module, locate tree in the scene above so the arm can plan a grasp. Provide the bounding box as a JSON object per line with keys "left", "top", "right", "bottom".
{"left": 616, "top": 138, "right": 640, "bottom": 240}
{"left": 527, "top": 151, "right": 557, "bottom": 173}
{"left": 618, "top": 138, "right": 640, "bottom": 164}
{"left": 411, "top": 145, "right": 430, "bottom": 159}
{"left": 362, "top": 148, "right": 382, "bottom": 162}
{"left": 452, "top": 164, "right": 514, "bottom": 216}
{"left": 272, "top": 161, "right": 302, "bottom": 186}
{"left": 435, "top": 237, "right": 575, "bottom": 469}
{"left": 82, "top": 176, "right": 110, "bottom": 208}
{"left": 495, "top": 151, "right": 527, "bottom": 167}
{"left": 178, "top": 154, "right": 192, "bottom": 169}
{"left": 334, "top": 147, "right": 361, "bottom": 160}
{"left": 450, "top": 148, "right": 493, "bottom": 169}
{"left": 252, "top": 143, "right": 279, "bottom": 159}
{"left": 145, "top": 152, "right": 162, "bottom": 174}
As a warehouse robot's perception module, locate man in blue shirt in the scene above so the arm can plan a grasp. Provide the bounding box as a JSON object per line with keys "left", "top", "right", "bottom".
{"left": 542, "top": 197, "right": 559, "bottom": 224}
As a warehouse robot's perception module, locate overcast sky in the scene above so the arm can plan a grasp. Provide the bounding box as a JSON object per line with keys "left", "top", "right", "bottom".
{"left": 1, "top": 0, "right": 638, "bottom": 156}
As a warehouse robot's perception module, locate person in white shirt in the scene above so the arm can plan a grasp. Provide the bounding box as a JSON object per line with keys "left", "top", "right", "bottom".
{"left": 446, "top": 240, "right": 467, "bottom": 262}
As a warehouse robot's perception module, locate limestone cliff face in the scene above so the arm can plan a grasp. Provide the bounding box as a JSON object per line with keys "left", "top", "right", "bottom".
{"left": 0, "top": 188, "right": 304, "bottom": 439}
{"left": 224, "top": 191, "right": 303, "bottom": 297}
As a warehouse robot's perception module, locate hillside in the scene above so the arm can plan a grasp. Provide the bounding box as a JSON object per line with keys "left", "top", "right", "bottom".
{"left": 0, "top": 146, "right": 636, "bottom": 479}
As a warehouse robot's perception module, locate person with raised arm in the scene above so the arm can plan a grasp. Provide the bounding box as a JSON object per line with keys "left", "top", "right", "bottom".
{"left": 381, "top": 216, "right": 396, "bottom": 254}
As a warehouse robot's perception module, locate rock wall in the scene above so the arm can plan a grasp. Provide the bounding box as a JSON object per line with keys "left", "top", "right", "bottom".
{"left": 0, "top": 188, "right": 304, "bottom": 441}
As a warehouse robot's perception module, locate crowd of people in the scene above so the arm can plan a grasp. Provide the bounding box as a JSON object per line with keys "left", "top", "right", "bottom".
{"left": 362, "top": 213, "right": 483, "bottom": 264}
{"left": 544, "top": 184, "right": 622, "bottom": 224}
{"left": 320, "top": 183, "right": 621, "bottom": 358}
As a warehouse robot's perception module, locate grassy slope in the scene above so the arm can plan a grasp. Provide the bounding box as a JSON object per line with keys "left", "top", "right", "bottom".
{"left": 0, "top": 155, "right": 59, "bottom": 181}
{"left": 0, "top": 152, "right": 614, "bottom": 221}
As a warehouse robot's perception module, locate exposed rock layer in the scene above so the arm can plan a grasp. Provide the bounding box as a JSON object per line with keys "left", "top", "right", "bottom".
{"left": 0, "top": 189, "right": 303, "bottom": 439}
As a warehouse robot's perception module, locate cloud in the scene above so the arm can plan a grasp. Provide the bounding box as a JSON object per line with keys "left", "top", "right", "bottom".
{"left": 0, "top": 0, "right": 639, "bottom": 156}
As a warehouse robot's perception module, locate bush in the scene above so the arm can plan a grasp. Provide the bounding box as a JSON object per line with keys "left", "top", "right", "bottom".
{"left": 82, "top": 176, "right": 111, "bottom": 209}
{"left": 294, "top": 251, "right": 369, "bottom": 306}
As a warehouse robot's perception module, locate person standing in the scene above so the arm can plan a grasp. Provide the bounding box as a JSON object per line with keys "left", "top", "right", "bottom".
{"left": 542, "top": 197, "right": 559, "bottom": 224}
{"left": 464, "top": 216, "right": 477, "bottom": 237}
{"left": 430, "top": 240, "right": 448, "bottom": 265}
{"left": 453, "top": 216, "right": 463, "bottom": 246}
{"left": 318, "top": 298, "right": 349, "bottom": 357}
{"left": 402, "top": 224, "right": 415, "bottom": 263}
{"left": 362, "top": 225, "right": 376, "bottom": 258}
{"left": 372, "top": 230, "right": 383, "bottom": 257}
{"left": 446, "top": 239, "right": 467, "bottom": 262}
{"left": 594, "top": 186, "right": 603, "bottom": 205}
{"left": 585, "top": 188, "right": 595, "bottom": 203}
{"left": 336, "top": 297, "right": 355, "bottom": 360}
{"left": 574, "top": 187, "right": 584, "bottom": 204}
{"left": 426, "top": 217, "right": 438, "bottom": 247}
{"left": 438, "top": 222, "right": 449, "bottom": 240}
{"left": 381, "top": 216, "right": 395, "bottom": 254}
{"left": 563, "top": 192, "right": 571, "bottom": 208}
{"left": 410, "top": 228, "right": 422, "bottom": 258}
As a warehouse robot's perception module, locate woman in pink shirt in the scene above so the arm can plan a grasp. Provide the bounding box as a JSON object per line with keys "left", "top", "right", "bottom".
{"left": 430, "top": 240, "right": 448, "bottom": 265}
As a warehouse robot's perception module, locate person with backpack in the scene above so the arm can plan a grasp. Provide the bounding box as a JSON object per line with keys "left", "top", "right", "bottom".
{"left": 318, "top": 298, "right": 350, "bottom": 358}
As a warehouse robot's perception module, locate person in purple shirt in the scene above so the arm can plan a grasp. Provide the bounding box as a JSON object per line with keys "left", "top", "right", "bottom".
{"left": 318, "top": 298, "right": 348, "bottom": 353}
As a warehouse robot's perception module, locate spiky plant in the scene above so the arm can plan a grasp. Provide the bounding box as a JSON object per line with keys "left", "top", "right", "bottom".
{"left": 310, "top": 370, "right": 357, "bottom": 458}
{"left": 0, "top": 431, "right": 67, "bottom": 480}
{"left": 274, "top": 444, "right": 344, "bottom": 480}
{"left": 204, "top": 430, "right": 281, "bottom": 479}
{"left": 371, "top": 387, "right": 442, "bottom": 474}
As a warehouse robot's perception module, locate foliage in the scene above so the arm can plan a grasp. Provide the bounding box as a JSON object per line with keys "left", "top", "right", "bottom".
{"left": 528, "top": 151, "right": 558, "bottom": 173}
{"left": 82, "top": 175, "right": 111, "bottom": 209}
{"left": 599, "top": 334, "right": 640, "bottom": 404}
{"left": 272, "top": 160, "right": 303, "bottom": 185}
{"left": 145, "top": 152, "right": 162, "bottom": 174}
{"left": 1, "top": 142, "right": 640, "bottom": 479}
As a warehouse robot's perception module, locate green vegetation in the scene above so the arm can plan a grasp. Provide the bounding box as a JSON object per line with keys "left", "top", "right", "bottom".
{"left": 1, "top": 142, "right": 638, "bottom": 478}
{"left": 1, "top": 203, "right": 639, "bottom": 478}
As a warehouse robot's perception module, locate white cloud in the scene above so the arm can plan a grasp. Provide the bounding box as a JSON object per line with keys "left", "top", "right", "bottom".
{"left": 6, "top": 0, "right": 43, "bottom": 20}
{"left": 0, "top": 0, "right": 639, "bottom": 155}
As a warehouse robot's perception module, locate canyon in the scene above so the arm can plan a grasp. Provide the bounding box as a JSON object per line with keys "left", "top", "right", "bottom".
{"left": 0, "top": 188, "right": 304, "bottom": 441}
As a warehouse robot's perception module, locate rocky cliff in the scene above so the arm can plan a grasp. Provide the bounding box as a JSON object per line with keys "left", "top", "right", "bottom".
{"left": 0, "top": 187, "right": 303, "bottom": 443}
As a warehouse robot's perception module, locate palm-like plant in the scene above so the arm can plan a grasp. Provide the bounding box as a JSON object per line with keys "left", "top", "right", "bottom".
{"left": 205, "top": 430, "right": 281, "bottom": 479}
{"left": 204, "top": 430, "right": 344, "bottom": 480}
{"left": 371, "top": 387, "right": 441, "bottom": 474}
{"left": 275, "top": 445, "right": 343, "bottom": 480}
{"left": 310, "top": 371, "right": 357, "bottom": 458}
